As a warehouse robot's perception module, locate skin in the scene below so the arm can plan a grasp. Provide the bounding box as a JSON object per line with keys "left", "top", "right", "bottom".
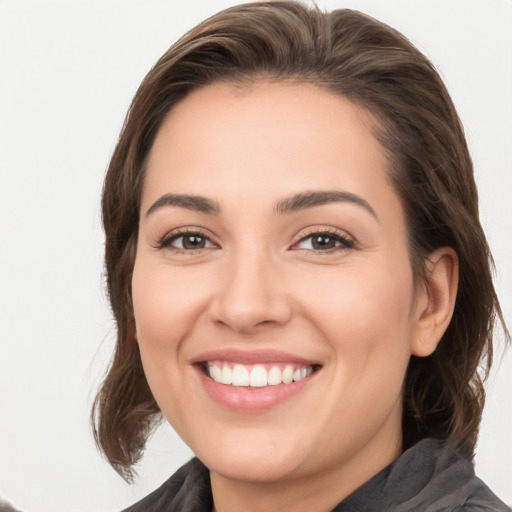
{"left": 132, "top": 82, "right": 458, "bottom": 512}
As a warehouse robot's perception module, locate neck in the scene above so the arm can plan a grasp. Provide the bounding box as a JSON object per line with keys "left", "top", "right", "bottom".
{"left": 210, "top": 431, "right": 402, "bottom": 512}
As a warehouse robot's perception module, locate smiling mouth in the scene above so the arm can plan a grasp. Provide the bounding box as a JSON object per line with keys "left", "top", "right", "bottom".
{"left": 201, "top": 361, "right": 320, "bottom": 388}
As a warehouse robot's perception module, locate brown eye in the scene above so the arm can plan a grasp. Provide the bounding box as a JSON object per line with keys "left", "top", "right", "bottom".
{"left": 157, "top": 231, "right": 215, "bottom": 251}
{"left": 181, "top": 234, "right": 207, "bottom": 249}
{"left": 294, "top": 231, "right": 354, "bottom": 251}
{"left": 311, "top": 235, "right": 337, "bottom": 250}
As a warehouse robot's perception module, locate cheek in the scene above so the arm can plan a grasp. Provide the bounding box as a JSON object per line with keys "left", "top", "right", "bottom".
{"left": 132, "top": 261, "right": 206, "bottom": 351}
{"left": 294, "top": 261, "right": 415, "bottom": 371}
{"left": 130, "top": 260, "right": 208, "bottom": 418}
{"left": 131, "top": 260, "right": 210, "bottom": 421}
{"left": 131, "top": 262, "right": 178, "bottom": 395}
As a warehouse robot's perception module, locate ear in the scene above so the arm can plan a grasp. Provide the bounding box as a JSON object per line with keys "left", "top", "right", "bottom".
{"left": 411, "top": 247, "right": 459, "bottom": 357}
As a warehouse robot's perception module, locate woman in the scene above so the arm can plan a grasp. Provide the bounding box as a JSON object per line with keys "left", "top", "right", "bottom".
{"left": 92, "top": 2, "right": 510, "bottom": 510}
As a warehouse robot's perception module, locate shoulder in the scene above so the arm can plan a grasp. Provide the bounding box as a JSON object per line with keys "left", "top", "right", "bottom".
{"left": 407, "top": 439, "right": 509, "bottom": 511}
{"left": 121, "top": 458, "right": 212, "bottom": 512}
{"left": 397, "top": 439, "right": 510, "bottom": 512}
{"left": 455, "top": 477, "right": 511, "bottom": 511}
{"left": 334, "top": 438, "right": 510, "bottom": 512}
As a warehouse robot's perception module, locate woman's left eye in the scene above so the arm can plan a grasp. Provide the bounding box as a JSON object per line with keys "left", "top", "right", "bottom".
{"left": 293, "top": 232, "right": 354, "bottom": 251}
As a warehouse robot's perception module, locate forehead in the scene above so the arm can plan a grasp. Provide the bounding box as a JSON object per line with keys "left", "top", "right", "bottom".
{"left": 142, "top": 81, "right": 402, "bottom": 226}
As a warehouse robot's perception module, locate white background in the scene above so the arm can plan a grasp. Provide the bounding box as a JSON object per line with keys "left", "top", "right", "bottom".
{"left": 0, "top": 1, "right": 510, "bottom": 510}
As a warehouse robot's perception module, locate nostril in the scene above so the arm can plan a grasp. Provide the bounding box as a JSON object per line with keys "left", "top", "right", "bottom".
{"left": 209, "top": 296, "right": 293, "bottom": 334}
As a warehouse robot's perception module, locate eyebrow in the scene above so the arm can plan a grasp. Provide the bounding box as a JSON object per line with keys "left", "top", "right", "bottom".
{"left": 146, "top": 193, "right": 221, "bottom": 217}
{"left": 275, "top": 190, "right": 377, "bottom": 218}
{"left": 145, "top": 190, "right": 377, "bottom": 219}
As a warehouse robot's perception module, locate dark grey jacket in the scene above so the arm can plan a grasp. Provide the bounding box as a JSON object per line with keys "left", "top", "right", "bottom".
{"left": 122, "top": 438, "right": 510, "bottom": 511}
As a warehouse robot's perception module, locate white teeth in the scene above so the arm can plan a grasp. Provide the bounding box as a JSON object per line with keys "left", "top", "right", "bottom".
{"left": 249, "top": 365, "right": 268, "bottom": 387}
{"left": 210, "top": 364, "right": 222, "bottom": 382}
{"left": 267, "top": 366, "right": 282, "bottom": 386}
{"left": 207, "top": 362, "right": 314, "bottom": 387}
{"left": 221, "top": 366, "right": 232, "bottom": 385}
{"left": 232, "top": 364, "right": 249, "bottom": 386}
{"left": 282, "top": 366, "right": 294, "bottom": 384}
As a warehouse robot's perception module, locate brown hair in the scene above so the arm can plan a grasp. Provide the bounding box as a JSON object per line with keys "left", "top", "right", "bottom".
{"left": 92, "top": 1, "right": 508, "bottom": 481}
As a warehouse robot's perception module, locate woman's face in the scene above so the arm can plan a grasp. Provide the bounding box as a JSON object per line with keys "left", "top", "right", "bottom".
{"left": 132, "top": 82, "right": 427, "bottom": 486}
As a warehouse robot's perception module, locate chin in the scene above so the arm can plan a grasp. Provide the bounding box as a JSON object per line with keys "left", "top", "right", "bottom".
{"left": 191, "top": 428, "right": 308, "bottom": 483}
{"left": 206, "top": 452, "right": 303, "bottom": 483}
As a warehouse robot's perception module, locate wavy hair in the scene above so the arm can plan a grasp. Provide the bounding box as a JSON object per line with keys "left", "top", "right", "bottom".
{"left": 91, "top": 1, "right": 508, "bottom": 481}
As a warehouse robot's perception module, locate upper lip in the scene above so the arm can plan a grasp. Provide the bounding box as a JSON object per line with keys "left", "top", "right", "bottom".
{"left": 189, "top": 348, "right": 320, "bottom": 366}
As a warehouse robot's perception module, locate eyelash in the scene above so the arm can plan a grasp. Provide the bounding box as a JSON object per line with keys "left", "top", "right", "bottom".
{"left": 154, "top": 227, "right": 355, "bottom": 254}
{"left": 154, "top": 228, "right": 217, "bottom": 253}
{"left": 291, "top": 228, "right": 355, "bottom": 253}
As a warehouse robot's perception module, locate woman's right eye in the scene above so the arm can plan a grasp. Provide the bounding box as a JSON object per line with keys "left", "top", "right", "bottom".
{"left": 157, "top": 232, "right": 215, "bottom": 251}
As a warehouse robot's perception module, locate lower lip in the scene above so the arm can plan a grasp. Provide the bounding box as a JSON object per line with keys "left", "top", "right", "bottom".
{"left": 195, "top": 366, "right": 316, "bottom": 412}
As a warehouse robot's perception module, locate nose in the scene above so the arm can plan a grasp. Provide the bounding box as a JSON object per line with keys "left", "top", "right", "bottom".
{"left": 208, "top": 248, "right": 293, "bottom": 334}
